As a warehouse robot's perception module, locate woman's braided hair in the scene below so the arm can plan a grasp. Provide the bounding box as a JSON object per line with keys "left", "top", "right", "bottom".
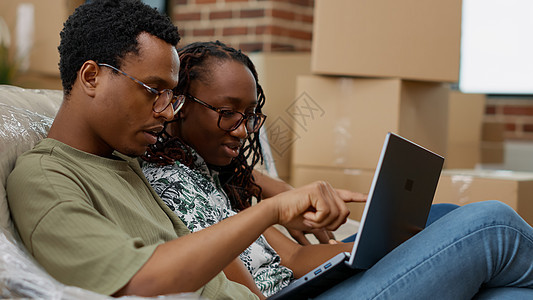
{"left": 143, "top": 41, "right": 265, "bottom": 211}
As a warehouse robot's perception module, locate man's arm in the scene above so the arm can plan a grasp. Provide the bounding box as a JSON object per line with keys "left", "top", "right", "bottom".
{"left": 115, "top": 181, "right": 356, "bottom": 297}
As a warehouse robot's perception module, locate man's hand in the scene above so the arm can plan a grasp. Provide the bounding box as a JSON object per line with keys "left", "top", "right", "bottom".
{"left": 269, "top": 182, "right": 364, "bottom": 234}
{"left": 283, "top": 188, "right": 367, "bottom": 244}
{"left": 335, "top": 188, "right": 367, "bottom": 203}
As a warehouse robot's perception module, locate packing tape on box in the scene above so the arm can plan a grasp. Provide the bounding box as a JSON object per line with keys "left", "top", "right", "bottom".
{"left": 450, "top": 175, "right": 474, "bottom": 205}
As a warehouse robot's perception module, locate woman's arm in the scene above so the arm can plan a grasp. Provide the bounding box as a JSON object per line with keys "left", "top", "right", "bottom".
{"left": 262, "top": 226, "right": 353, "bottom": 278}
{"left": 253, "top": 169, "right": 293, "bottom": 198}
{"left": 224, "top": 258, "right": 266, "bottom": 299}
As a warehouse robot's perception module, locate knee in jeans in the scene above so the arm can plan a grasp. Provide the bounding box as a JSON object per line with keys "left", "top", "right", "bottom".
{"left": 469, "top": 200, "right": 518, "bottom": 223}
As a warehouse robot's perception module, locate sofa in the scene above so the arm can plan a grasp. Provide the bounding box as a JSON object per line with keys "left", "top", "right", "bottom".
{"left": 0, "top": 84, "right": 358, "bottom": 298}
{"left": 0, "top": 84, "right": 201, "bottom": 299}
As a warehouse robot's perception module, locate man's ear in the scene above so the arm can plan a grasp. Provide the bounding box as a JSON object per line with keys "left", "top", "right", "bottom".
{"left": 78, "top": 60, "right": 100, "bottom": 97}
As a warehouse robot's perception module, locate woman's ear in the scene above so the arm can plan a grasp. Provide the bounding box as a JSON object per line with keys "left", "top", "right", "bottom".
{"left": 178, "top": 108, "right": 186, "bottom": 119}
{"left": 178, "top": 101, "right": 190, "bottom": 119}
{"left": 78, "top": 60, "right": 99, "bottom": 97}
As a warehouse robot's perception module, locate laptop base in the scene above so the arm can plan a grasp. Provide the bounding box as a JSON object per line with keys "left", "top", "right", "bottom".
{"left": 268, "top": 252, "right": 361, "bottom": 300}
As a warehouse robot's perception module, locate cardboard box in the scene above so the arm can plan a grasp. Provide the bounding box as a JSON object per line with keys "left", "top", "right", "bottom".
{"left": 446, "top": 144, "right": 480, "bottom": 170}
{"left": 434, "top": 169, "right": 533, "bottom": 225}
{"left": 249, "top": 53, "right": 311, "bottom": 181}
{"left": 0, "top": 1, "right": 80, "bottom": 76}
{"left": 480, "top": 141, "right": 505, "bottom": 164}
{"left": 311, "top": 0, "right": 462, "bottom": 82}
{"left": 292, "top": 75, "right": 449, "bottom": 170}
{"left": 480, "top": 122, "right": 505, "bottom": 164}
{"left": 445, "top": 91, "right": 486, "bottom": 169}
{"left": 291, "top": 166, "right": 374, "bottom": 221}
{"left": 482, "top": 122, "right": 505, "bottom": 143}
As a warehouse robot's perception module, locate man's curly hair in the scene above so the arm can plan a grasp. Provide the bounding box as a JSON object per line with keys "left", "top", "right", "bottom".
{"left": 58, "top": 0, "right": 180, "bottom": 96}
{"left": 143, "top": 41, "right": 265, "bottom": 211}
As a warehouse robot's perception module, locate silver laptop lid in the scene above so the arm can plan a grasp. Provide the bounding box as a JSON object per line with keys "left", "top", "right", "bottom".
{"left": 347, "top": 132, "right": 444, "bottom": 269}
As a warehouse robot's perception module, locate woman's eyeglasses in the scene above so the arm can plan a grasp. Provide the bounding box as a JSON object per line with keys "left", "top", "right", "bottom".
{"left": 98, "top": 63, "right": 185, "bottom": 115}
{"left": 186, "top": 94, "right": 267, "bottom": 133}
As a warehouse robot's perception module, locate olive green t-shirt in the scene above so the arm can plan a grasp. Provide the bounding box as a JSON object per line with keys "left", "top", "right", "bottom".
{"left": 6, "top": 138, "right": 257, "bottom": 299}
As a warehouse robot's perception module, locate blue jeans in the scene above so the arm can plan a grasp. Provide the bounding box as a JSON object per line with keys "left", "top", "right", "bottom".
{"left": 425, "top": 203, "right": 460, "bottom": 227}
{"left": 317, "top": 201, "right": 533, "bottom": 299}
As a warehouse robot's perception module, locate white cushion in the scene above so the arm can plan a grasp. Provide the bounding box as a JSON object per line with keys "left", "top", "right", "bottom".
{"left": 0, "top": 85, "right": 62, "bottom": 231}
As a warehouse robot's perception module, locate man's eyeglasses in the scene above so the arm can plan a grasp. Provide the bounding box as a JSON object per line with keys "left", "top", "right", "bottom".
{"left": 186, "top": 94, "right": 267, "bottom": 133}
{"left": 98, "top": 63, "right": 184, "bottom": 115}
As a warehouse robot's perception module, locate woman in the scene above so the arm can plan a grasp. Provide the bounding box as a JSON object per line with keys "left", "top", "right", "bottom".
{"left": 142, "top": 41, "right": 361, "bottom": 298}
{"left": 142, "top": 41, "right": 533, "bottom": 299}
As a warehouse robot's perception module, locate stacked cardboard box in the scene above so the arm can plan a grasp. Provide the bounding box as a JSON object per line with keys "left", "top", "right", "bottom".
{"left": 311, "top": 0, "right": 462, "bottom": 82}
{"left": 0, "top": 0, "right": 79, "bottom": 76}
{"left": 288, "top": 0, "right": 489, "bottom": 221}
{"left": 291, "top": 77, "right": 449, "bottom": 170}
{"left": 434, "top": 169, "right": 533, "bottom": 225}
{"left": 290, "top": 89, "right": 487, "bottom": 220}
{"left": 481, "top": 122, "right": 505, "bottom": 164}
{"left": 249, "top": 53, "right": 312, "bottom": 182}
{"left": 446, "top": 91, "right": 486, "bottom": 169}
{"left": 291, "top": 167, "right": 533, "bottom": 225}
{"left": 285, "top": 0, "right": 533, "bottom": 225}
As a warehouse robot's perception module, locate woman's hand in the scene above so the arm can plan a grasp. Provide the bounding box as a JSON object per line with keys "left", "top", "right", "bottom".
{"left": 286, "top": 227, "right": 336, "bottom": 245}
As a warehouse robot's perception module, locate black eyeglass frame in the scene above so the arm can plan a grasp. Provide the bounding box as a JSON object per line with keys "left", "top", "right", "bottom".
{"left": 186, "top": 94, "right": 267, "bottom": 133}
{"left": 98, "top": 63, "right": 184, "bottom": 115}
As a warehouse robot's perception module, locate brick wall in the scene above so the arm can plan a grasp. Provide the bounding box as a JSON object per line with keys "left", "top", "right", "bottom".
{"left": 170, "top": 0, "right": 314, "bottom": 52}
{"left": 485, "top": 96, "right": 533, "bottom": 140}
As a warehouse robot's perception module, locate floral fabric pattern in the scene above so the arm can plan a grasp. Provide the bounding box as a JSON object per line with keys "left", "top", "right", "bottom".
{"left": 142, "top": 152, "right": 293, "bottom": 296}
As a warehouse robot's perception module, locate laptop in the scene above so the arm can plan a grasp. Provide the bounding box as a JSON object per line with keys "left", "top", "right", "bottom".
{"left": 268, "top": 132, "right": 444, "bottom": 300}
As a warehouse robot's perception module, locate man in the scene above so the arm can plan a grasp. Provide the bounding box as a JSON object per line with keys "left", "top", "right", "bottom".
{"left": 6, "top": 0, "right": 354, "bottom": 298}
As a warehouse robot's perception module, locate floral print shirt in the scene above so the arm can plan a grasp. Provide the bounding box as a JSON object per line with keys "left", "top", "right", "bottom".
{"left": 142, "top": 152, "right": 293, "bottom": 296}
